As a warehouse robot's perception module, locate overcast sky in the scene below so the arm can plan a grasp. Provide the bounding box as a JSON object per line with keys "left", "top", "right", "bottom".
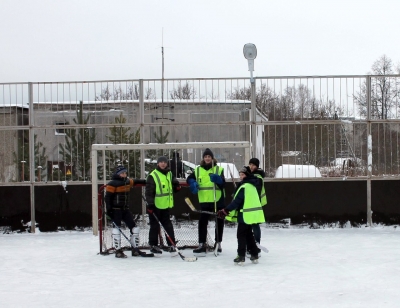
{"left": 1, "top": 0, "right": 400, "bottom": 83}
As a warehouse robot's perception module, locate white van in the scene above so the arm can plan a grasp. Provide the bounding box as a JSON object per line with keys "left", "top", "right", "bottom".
{"left": 182, "top": 160, "right": 240, "bottom": 179}
{"left": 275, "top": 164, "right": 322, "bottom": 178}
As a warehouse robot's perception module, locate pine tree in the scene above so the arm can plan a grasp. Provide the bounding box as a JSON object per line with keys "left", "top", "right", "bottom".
{"left": 13, "top": 132, "right": 47, "bottom": 181}
{"left": 59, "top": 101, "right": 96, "bottom": 181}
{"left": 147, "top": 128, "right": 169, "bottom": 161}
{"left": 105, "top": 113, "right": 141, "bottom": 179}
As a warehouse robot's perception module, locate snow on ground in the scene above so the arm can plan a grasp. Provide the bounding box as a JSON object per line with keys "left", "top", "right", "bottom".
{"left": 1, "top": 226, "right": 400, "bottom": 308}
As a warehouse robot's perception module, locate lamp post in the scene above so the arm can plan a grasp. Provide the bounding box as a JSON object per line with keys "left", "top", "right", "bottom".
{"left": 243, "top": 43, "right": 257, "bottom": 157}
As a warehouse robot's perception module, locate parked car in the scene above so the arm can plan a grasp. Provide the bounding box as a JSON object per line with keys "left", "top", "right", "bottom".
{"left": 275, "top": 164, "right": 322, "bottom": 178}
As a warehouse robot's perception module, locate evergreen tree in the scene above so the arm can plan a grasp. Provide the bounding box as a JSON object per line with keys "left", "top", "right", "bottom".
{"left": 105, "top": 113, "right": 141, "bottom": 179}
{"left": 13, "top": 132, "right": 47, "bottom": 181}
{"left": 147, "top": 128, "right": 169, "bottom": 161}
{"left": 59, "top": 101, "right": 96, "bottom": 181}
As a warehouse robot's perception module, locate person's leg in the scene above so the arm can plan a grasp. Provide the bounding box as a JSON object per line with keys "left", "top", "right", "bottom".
{"left": 122, "top": 210, "right": 139, "bottom": 247}
{"left": 252, "top": 223, "right": 261, "bottom": 244}
{"left": 246, "top": 225, "right": 259, "bottom": 255}
{"left": 159, "top": 209, "right": 176, "bottom": 245}
{"left": 148, "top": 210, "right": 160, "bottom": 247}
{"left": 236, "top": 223, "right": 247, "bottom": 257}
{"left": 112, "top": 210, "right": 123, "bottom": 250}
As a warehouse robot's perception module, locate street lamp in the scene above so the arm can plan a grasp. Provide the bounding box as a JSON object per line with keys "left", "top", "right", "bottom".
{"left": 243, "top": 43, "right": 257, "bottom": 83}
{"left": 243, "top": 43, "right": 258, "bottom": 157}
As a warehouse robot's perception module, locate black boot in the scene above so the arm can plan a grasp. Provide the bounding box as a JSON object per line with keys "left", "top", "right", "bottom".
{"left": 233, "top": 255, "right": 245, "bottom": 265}
{"left": 115, "top": 249, "right": 127, "bottom": 258}
{"left": 193, "top": 243, "right": 206, "bottom": 256}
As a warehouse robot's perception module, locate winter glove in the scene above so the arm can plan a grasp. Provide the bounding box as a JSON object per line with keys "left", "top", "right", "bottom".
{"left": 147, "top": 203, "right": 156, "bottom": 214}
{"left": 217, "top": 209, "right": 229, "bottom": 219}
{"left": 134, "top": 179, "right": 146, "bottom": 185}
{"left": 209, "top": 174, "right": 223, "bottom": 185}
{"left": 187, "top": 179, "right": 199, "bottom": 194}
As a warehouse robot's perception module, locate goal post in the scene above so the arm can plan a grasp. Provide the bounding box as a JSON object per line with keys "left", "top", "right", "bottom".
{"left": 92, "top": 141, "right": 250, "bottom": 234}
{"left": 91, "top": 141, "right": 250, "bottom": 255}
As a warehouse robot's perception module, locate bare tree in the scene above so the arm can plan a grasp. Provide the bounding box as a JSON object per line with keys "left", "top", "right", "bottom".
{"left": 96, "top": 84, "right": 154, "bottom": 101}
{"left": 169, "top": 81, "right": 197, "bottom": 99}
{"left": 354, "top": 55, "right": 400, "bottom": 119}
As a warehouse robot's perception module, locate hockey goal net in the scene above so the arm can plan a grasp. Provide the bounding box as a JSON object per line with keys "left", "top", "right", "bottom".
{"left": 91, "top": 141, "right": 250, "bottom": 255}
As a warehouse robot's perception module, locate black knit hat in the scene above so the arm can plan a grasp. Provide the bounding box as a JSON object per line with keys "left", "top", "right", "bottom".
{"left": 202, "top": 148, "right": 214, "bottom": 159}
{"left": 249, "top": 158, "right": 260, "bottom": 168}
{"left": 157, "top": 156, "right": 168, "bottom": 163}
{"left": 115, "top": 165, "right": 127, "bottom": 175}
{"left": 239, "top": 166, "right": 251, "bottom": 176}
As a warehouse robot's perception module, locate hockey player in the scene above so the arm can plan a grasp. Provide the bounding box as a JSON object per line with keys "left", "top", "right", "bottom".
{"left": 218, "top": 166, "right": 265, "bottom": 265}
{"left": 248, "top": 158, "right": 267, "bottom": 257}
{"left": 105, "top": 165, "right": 146, "bottom": 258}
{"left": 145, "top": 156, "right": 181, "bottom": 256}
{"left": 186, "top": 148, "right": 226, "bottom": 256}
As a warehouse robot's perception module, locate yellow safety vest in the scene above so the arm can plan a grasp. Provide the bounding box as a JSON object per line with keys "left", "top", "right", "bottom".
{"left": 254, "top": 173, "right": 267, "bottom": 206}
{"left": 195, "top": 165, "right": 224, "bottom": 203}
{"left": 150, "top": 169, "right": 174, "bottom": 209}
{"left": 226, "top": 183, "right": 265, "bottom": 224}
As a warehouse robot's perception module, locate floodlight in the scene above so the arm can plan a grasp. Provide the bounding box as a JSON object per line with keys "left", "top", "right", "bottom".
{"left": 243, "top": 43, "right": 257, "bottom": 82}
{"left": 243, "top": 43, "right": 257, "bottom": 60}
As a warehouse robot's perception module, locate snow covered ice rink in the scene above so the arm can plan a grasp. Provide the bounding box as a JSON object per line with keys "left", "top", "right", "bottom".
{"left": 1, "top": 225, "right": 400, "bottom": 308}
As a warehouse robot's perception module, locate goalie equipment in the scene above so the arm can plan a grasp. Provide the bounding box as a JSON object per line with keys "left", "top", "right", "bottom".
{"left": 130, "top": 227, "right": 140, "bottom": 248}
{"left": 112, "top": 228, "right": 121, "bottom": 250}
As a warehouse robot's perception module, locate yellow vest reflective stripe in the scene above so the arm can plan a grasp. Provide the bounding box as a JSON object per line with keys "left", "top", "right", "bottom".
{"left": 195, "top": 166, "right": 223, "bottom": 203}
{"left": 226, "top": 183, "right": 265, "bottom": 224}
{"left": 254, "top": 173, "right": 267, "bottom": 206}
{"left": 151, "top": 169, "right": 174, "bottom": 209}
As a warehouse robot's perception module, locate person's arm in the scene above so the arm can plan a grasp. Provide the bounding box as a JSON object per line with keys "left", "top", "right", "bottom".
{"left": 172, "top": 175, "right": 181, "bottom": 193}
{"left": 145, "top": 175, "right": 156, "bottom": 205}
{"left": 225, "top": 187, "right": 244, "bottom": 212}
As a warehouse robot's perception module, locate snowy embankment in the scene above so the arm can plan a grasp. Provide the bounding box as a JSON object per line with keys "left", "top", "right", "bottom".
{"left": 1, "top": 225, "right": 399, "bottom": 308}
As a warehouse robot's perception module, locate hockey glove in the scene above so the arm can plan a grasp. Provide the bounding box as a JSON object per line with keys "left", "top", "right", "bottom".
{"left": 217, "top": 209, "right": 229, "bottom": 219}
{"left": 209, "top": 174, "right": 223, "bottom": 185}
{"left": 147, "top": 203, "right": 156, "bottom": 214}
{"left": 188, "top": 179, "right": 199, "bottom": 194}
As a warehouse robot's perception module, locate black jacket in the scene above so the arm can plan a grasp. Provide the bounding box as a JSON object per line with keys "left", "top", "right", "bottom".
{"left": 105, "top": 174, "right": 145, "bottom": 210}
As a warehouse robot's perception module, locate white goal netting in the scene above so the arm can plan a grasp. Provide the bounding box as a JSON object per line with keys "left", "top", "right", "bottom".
{"left": 91, "top": 142, "right": 250, "bottom": 255}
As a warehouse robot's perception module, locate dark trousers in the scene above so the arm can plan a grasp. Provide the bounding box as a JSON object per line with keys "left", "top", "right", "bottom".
{"left": 198, "top": 202, "right": 224, "bottom": 243}
{"left": 237, "top": 223, "right": 258, "bottom": 257}
{"left": 252, "top": 223, "right": 261, "bottom": 243}
{"left": 148, "top": 208, "right": 175, "bottom": 246}
{"left": 112, "top": 209, "right": 136, "bottom": 233}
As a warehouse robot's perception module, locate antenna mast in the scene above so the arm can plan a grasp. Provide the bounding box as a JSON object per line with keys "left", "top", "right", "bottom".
{"left": 161, "top": 28, "right": 164, "bottom": 118}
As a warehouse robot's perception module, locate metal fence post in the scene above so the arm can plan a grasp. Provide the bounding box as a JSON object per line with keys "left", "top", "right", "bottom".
{"left": 28, "top": 82, "right": 36, "bottom": 233}
{"left": 251, "top": 79, "right": 257, "bottom": 158}
{"left": 366, "top": 75, "right": 372, "bottom": 226}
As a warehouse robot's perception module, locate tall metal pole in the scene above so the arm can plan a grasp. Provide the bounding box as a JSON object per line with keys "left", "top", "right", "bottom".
{"left": 250, "top": 79, "right": 257, "bottom": 157}
{"left": 366, "top": 76, "right": 372, "bottom": 226}
{"left": 28, "top": 82, "right": 36, "bottom": 233}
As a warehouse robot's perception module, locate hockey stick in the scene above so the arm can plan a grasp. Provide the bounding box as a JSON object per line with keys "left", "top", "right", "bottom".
{"left": 226, "top": 163, "right": 237, "bottom": 189}
{"left": 184, "top": 197, "right": 223, "bottom": 217}
{"left": 107, "top": 216, "right": 154, "bottom": 257}
{"left": 257, "top": 242, "right": 269, "bottom": 253}
{"left": 141, "top": 195, "right": 197, "bottom": 262}
{"left": 211, "top": 160, "right": 219, "bottom": 257}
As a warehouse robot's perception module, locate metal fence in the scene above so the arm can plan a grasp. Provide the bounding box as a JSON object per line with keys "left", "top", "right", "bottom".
{"left": 1, "top": 75, "right": 400, "bottom": 185}
{"left": 2, "top": 75, "right": 400, "bottom": 231}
